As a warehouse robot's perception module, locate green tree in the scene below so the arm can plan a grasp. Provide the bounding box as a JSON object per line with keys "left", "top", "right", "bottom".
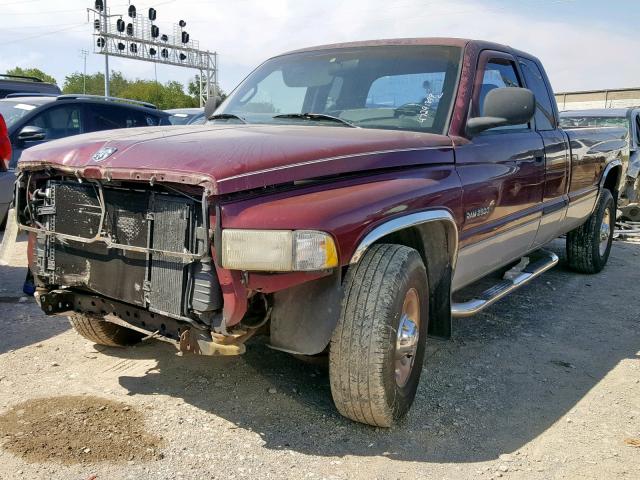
{"left": 62, "top": 71, "right": 130, "bottom": 96}
{"left": 188, "top": 74, "right": 226, "bottom": 103}
{"left": 62, "top": 71, "right": 195, "bottom": 109}
{"left": 62, "top": 72, "right": 105, "bottom": 95}
{"left": 6, "top": 67, "right": 57, "bottom": 85}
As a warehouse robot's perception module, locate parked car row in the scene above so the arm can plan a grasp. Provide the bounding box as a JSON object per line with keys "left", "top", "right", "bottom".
{"left": 560, "top": 108, "right": 640, "bottom": 205}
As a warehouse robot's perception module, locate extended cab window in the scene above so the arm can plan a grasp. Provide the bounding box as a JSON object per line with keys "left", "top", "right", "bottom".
{"left": 31, "top": 105, "right": 83, "bottom": 140}
{"left": 473, "top": 58, "right": 528, "bottom": 132}
{"left": 518, "top": 57, "right": 556, "bottom": 130}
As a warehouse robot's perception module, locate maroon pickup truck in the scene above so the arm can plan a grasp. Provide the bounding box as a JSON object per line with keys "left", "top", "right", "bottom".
{"left": 13, "top": 38, "right": 626, "bottom": 427}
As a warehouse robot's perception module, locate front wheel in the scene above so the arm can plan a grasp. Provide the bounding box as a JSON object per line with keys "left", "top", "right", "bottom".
{"left": 329, "top": 244, "right": 429, "bottom": 427}
{"left": 566, "top": 189, "right": 615, "bottom": 273}
{"left": 68, "top": 313, "right": 144, "bottom": 347}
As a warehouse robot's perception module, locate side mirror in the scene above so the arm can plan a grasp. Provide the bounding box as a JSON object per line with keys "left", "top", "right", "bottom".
{"left": 466, "top": 87, "right": 535, "bottom": 136}
{"left": 204, "top": 95, "right": 222, "bottom": 119}
{"left": 17, "top": 125, "right": 46, "bottom": 142}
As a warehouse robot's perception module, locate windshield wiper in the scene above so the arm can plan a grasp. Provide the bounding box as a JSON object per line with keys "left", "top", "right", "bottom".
{"left": 273, "top": 113, "right": 358, "bottom": 128}
{"left": 208, "top": 113, "right": 248, "bottom": 123}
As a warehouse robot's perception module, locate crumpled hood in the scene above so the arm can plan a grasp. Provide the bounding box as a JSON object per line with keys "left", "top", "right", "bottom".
{"left": 18, "top": 124, "right": 453, "bottom": 194}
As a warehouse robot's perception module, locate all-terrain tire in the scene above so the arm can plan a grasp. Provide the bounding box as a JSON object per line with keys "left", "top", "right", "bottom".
{"left": 68, "top": 313, "right": 144, "bottom": 347}
{"left": 566, "top": 189, "right": 615, "bottom": 274}
{"left": 329, "top": 244, "right": 429, "bottom": 427}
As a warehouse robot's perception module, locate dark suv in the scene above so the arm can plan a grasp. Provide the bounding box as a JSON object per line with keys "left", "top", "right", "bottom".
{"left": 0, "top": 94, "right": 171, "bottom": 226}
{"left": 0, "top": 74, "right": 61, "bottom": 98}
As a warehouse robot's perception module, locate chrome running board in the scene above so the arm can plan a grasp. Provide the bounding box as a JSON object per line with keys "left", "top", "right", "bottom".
{"left": 451, "top": 250, "right": 559, "bottom": 318}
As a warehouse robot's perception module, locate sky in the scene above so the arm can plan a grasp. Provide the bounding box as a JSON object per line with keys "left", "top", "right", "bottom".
{"left": 0, "top": 0, "right": 638, "bottom": 95}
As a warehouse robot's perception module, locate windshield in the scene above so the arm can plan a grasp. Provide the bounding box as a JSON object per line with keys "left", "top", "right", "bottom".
{"left": 214, "top": 45, "right": 462, "bottom": 134}
{"left": 0, "top": 100, "right": 39, "bottom": 128}
{"left": 559, "top": 115, "right": 628, "bottom": 134}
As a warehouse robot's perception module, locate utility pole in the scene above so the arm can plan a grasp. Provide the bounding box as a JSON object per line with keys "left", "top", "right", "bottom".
{"left": 102, "top": 0, "right": 110, "bottom": 96}
{"left": 79, "top": 50, "right": 88, "bottom": 94}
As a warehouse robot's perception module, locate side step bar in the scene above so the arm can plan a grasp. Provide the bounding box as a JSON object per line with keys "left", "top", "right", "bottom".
{"left": 451, "top": 250, "right": 559, "bottom": 318}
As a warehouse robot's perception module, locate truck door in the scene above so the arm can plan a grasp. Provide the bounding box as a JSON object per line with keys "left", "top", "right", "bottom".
{"left": 517, "top": 57, "right": 571, "bottom": 247}
{"left": 452, "top": 50, "right": 545, "bottom": 291}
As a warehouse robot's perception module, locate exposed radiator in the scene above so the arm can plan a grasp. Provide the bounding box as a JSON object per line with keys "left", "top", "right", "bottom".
{"left": 148, "top": 195, "right": 192, "bottom": 317}
{"left": 36, "top": 181, "right": 200, "bottom": 319}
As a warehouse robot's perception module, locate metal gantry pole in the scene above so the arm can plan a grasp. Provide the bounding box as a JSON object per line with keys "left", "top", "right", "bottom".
{"left": 103, "top": 0, "right": 110, "bottom": 96}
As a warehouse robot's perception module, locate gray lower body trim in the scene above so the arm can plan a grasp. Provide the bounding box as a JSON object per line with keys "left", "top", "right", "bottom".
{"left": 452, "top": 216, "right": 540, "bottom": 292}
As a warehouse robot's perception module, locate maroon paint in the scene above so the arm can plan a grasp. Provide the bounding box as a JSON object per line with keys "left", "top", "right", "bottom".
{"left": 246, "top": 271, "right": 330, "bottom": 294}
{"left": 19, "top": 125, "right": 453, "bottom": 195}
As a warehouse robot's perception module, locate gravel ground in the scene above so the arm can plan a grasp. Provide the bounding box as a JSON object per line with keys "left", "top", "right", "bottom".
{"left": 0, "top": 234, "right": 638, "bottom": 480}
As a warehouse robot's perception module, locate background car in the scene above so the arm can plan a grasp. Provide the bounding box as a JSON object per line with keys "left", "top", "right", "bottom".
{"left": 0, "top": 94, "right": 171, "bottom": 227}
{"left": 165, "top": 107, "right": 206, "bottom": 125}
{"left": 560, "top": 108, "right": 640, "bottom": 205}
{"left": 0, "top": 113, "right": 12, "bottom": 227}
{"left": 0, "top": 73, "right": 61, "bottom": 98}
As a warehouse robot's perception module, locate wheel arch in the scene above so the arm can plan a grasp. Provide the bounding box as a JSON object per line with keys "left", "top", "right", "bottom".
{"left": 601, "top": 159, "right": 622, "bottom": 201}
{"left": 349, "top": 210, "right": 459, "bottom": 339}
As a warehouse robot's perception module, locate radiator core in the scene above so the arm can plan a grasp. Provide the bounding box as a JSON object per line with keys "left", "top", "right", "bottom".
{"left": 37, "top": 181, "right": 196, "bottom": 318}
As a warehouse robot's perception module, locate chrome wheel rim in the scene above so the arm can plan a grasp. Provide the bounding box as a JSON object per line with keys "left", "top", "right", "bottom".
{"left": 599, "top": 208, "right": 611, "bottom": 256}
{"left": 395, "top": 288, "right": 420, "bottom": 388}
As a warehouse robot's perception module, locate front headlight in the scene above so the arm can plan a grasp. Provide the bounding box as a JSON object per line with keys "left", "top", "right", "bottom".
{"left": 221, "top": 229, "right": 338, "bottom": 272}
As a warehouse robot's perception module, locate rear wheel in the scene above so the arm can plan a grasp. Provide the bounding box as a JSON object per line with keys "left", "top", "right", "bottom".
{"left": 329, "top": 244, "right": 429, "bottom": 427}
{"left": 566, "top": 189, "right": 615, "bottom": 273}
{"left": 68, "top": 313, "right": 144, "bottom": 347}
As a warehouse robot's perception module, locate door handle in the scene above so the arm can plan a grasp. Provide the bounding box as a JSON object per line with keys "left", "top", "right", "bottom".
{"left": 533, "top": 149, "right": 545, "bottom": 163}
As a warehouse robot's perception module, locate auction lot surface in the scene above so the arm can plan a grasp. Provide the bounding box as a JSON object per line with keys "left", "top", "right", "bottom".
{"left": 0, "top": 234, "right": 638, "bottom": 480}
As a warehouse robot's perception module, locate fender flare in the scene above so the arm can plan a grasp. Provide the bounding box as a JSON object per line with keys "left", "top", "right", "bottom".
{"left": 350, "top": 209, "right": 459, "bottom": 269}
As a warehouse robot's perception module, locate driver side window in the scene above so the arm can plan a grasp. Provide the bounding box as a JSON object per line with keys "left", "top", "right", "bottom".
{"left": 31, "top": 105, "right": 83, "bottom": 140}
{"left": 475, "top": 59, "right": 529, "bottom": 132}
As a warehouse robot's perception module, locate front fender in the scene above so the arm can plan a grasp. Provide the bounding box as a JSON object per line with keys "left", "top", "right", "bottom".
{"left": 220, "top": 165, "right": 463, "bottom": 267}
{"left": 217, "top": 165, "right": 462, "bottom": 352}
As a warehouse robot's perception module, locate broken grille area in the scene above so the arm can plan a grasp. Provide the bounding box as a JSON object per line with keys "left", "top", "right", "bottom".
{"left": 35, "top": 181, "right": 198, "bottom": 319}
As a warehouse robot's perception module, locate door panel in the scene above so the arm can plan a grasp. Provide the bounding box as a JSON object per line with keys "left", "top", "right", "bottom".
{"left": 516, "top": 57, "right": 571, "bottom": 247}
{"left": 454, "top": 132, "right": 545, "bottom": 289}
{"left": 532, "top": 130, "right": 570, "bottom": 246}
{"left": 452, "top": 51, "right": 545, "bottom": 290}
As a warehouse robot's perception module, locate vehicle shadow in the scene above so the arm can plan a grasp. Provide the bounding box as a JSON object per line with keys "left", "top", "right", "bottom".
{"left": 111, "top": 239, "right": 639, "bottom": 463}
{"left": 0, "top": 233, "right": 69, "bottom": 353}
{"left": 0, "top": 266, "right": 70, "bottom": 354}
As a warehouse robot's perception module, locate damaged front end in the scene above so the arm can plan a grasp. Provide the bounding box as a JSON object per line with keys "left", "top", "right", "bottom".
{"left": 16, "top": 170, "right": 266, "bottom": 356}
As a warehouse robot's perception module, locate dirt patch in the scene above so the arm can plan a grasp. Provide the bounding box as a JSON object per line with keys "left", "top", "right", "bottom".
{"left": 0, "top": 395, "right": 162, "bottom": 464}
